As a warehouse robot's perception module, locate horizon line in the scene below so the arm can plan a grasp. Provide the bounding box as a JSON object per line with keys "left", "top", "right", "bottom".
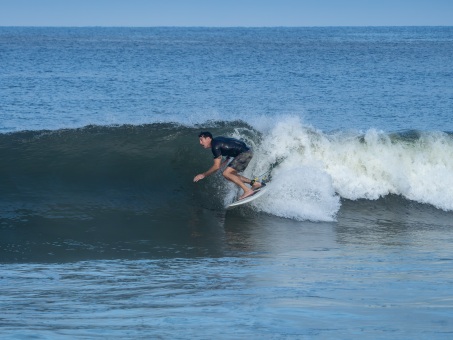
{"left": 1, "top": 25, "right": 452, "bottom": 28}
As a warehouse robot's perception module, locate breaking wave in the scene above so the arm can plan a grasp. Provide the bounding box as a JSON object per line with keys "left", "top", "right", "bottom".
{"left": 1, "top": 116, "right": 452, "bottom": 222}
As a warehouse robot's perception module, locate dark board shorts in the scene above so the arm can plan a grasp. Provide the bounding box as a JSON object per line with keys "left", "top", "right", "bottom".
{"left": 228, "top": 150, "right": 253, "bottom": 172}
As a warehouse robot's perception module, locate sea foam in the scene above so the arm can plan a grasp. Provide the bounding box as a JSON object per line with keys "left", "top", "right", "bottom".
{"left": 243, "top": 116, "right": 453, "bottom": 219}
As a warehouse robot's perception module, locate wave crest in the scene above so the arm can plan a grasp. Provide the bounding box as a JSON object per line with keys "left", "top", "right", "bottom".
{"left": 253, "top": 117, "right": 453, "bottom": 213}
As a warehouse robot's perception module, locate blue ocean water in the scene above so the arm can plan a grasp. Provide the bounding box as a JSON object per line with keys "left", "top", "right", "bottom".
{"left": 1, "top": 27, "right": 452, "bottom": 133}
{"left": 1, "top": 27, "right": 453, "bottom": 338}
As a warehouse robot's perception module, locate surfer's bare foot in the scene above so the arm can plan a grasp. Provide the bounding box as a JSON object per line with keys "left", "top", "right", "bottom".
{"left": 239, "top": 190, "right": 255, "bottom": 200}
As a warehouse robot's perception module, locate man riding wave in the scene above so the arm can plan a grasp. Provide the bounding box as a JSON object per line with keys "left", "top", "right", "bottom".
{"left": 193, "top": 131, "right": 264, "bottom": 200}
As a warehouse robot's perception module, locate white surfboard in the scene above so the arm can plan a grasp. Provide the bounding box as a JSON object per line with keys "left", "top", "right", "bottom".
{"left": 226, "top": 186, "right": 269, "bottom": 210}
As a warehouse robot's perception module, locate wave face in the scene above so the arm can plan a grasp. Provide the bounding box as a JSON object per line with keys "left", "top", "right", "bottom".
{"left": 1, "top": 117, "right": 453, "bottom": 223}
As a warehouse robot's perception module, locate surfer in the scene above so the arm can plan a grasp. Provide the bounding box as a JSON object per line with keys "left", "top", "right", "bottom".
{"left": 193, "top": 131, "right": 264, "bottom": 200}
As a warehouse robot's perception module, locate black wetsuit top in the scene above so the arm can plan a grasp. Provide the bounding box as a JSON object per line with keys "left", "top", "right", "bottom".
{"left": 211, "top": 137, "right": 250, "bottom": 159}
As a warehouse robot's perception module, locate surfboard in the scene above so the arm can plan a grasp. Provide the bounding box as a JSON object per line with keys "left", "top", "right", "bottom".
{"left": 226, "top": 186, "right": 269, "bottom": 210}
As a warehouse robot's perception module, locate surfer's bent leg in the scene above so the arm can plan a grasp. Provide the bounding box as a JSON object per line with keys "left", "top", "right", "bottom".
{"left": 223, "top": 150, "right": 257, "bottom": 199}
{"left": 228, "top": 150, "right": 264, "bottom": 190}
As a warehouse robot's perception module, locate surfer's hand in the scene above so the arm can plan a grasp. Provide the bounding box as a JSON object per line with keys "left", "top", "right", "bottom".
{"left": 193, "top": 174, "right": 205, "bottom": 182}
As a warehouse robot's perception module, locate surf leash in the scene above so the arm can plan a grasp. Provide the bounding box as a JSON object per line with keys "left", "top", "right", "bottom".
{"left": 252, "top": 169, "right": 272, "bottom": 184}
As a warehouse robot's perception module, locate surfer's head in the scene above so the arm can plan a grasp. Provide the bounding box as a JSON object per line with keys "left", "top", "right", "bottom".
{"left": 198, "top": 131, "right": 212, "bottom": 139}
{"left": 198, "top": 131, "right": 213, "bottom": 148}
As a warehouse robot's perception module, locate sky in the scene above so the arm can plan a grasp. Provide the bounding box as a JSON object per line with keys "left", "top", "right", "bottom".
{"left": 0, "top": 0, "right": 452, "bottom": 27}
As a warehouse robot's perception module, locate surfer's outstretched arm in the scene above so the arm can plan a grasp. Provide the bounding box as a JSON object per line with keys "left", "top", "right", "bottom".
{"left": 193, "top": 157, "right": 222, "bottom": 182}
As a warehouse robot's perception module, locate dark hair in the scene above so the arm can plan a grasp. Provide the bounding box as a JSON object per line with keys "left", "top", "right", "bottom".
{"left": 198, "top": 131, "right": 213, "bottom": 139}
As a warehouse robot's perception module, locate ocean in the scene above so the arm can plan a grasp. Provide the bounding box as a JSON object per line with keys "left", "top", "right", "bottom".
{"left": 1, "top": 26, "right": 453, "bottom": 338}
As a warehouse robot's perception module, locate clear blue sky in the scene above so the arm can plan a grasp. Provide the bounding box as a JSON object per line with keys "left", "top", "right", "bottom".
{"left": 1, "top": 0, "right": 452, "bottom": 27}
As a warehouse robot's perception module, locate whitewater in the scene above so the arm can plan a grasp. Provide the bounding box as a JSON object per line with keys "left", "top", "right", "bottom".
{"left": 249, "top": 116, "right": 453, "bottom": 218}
